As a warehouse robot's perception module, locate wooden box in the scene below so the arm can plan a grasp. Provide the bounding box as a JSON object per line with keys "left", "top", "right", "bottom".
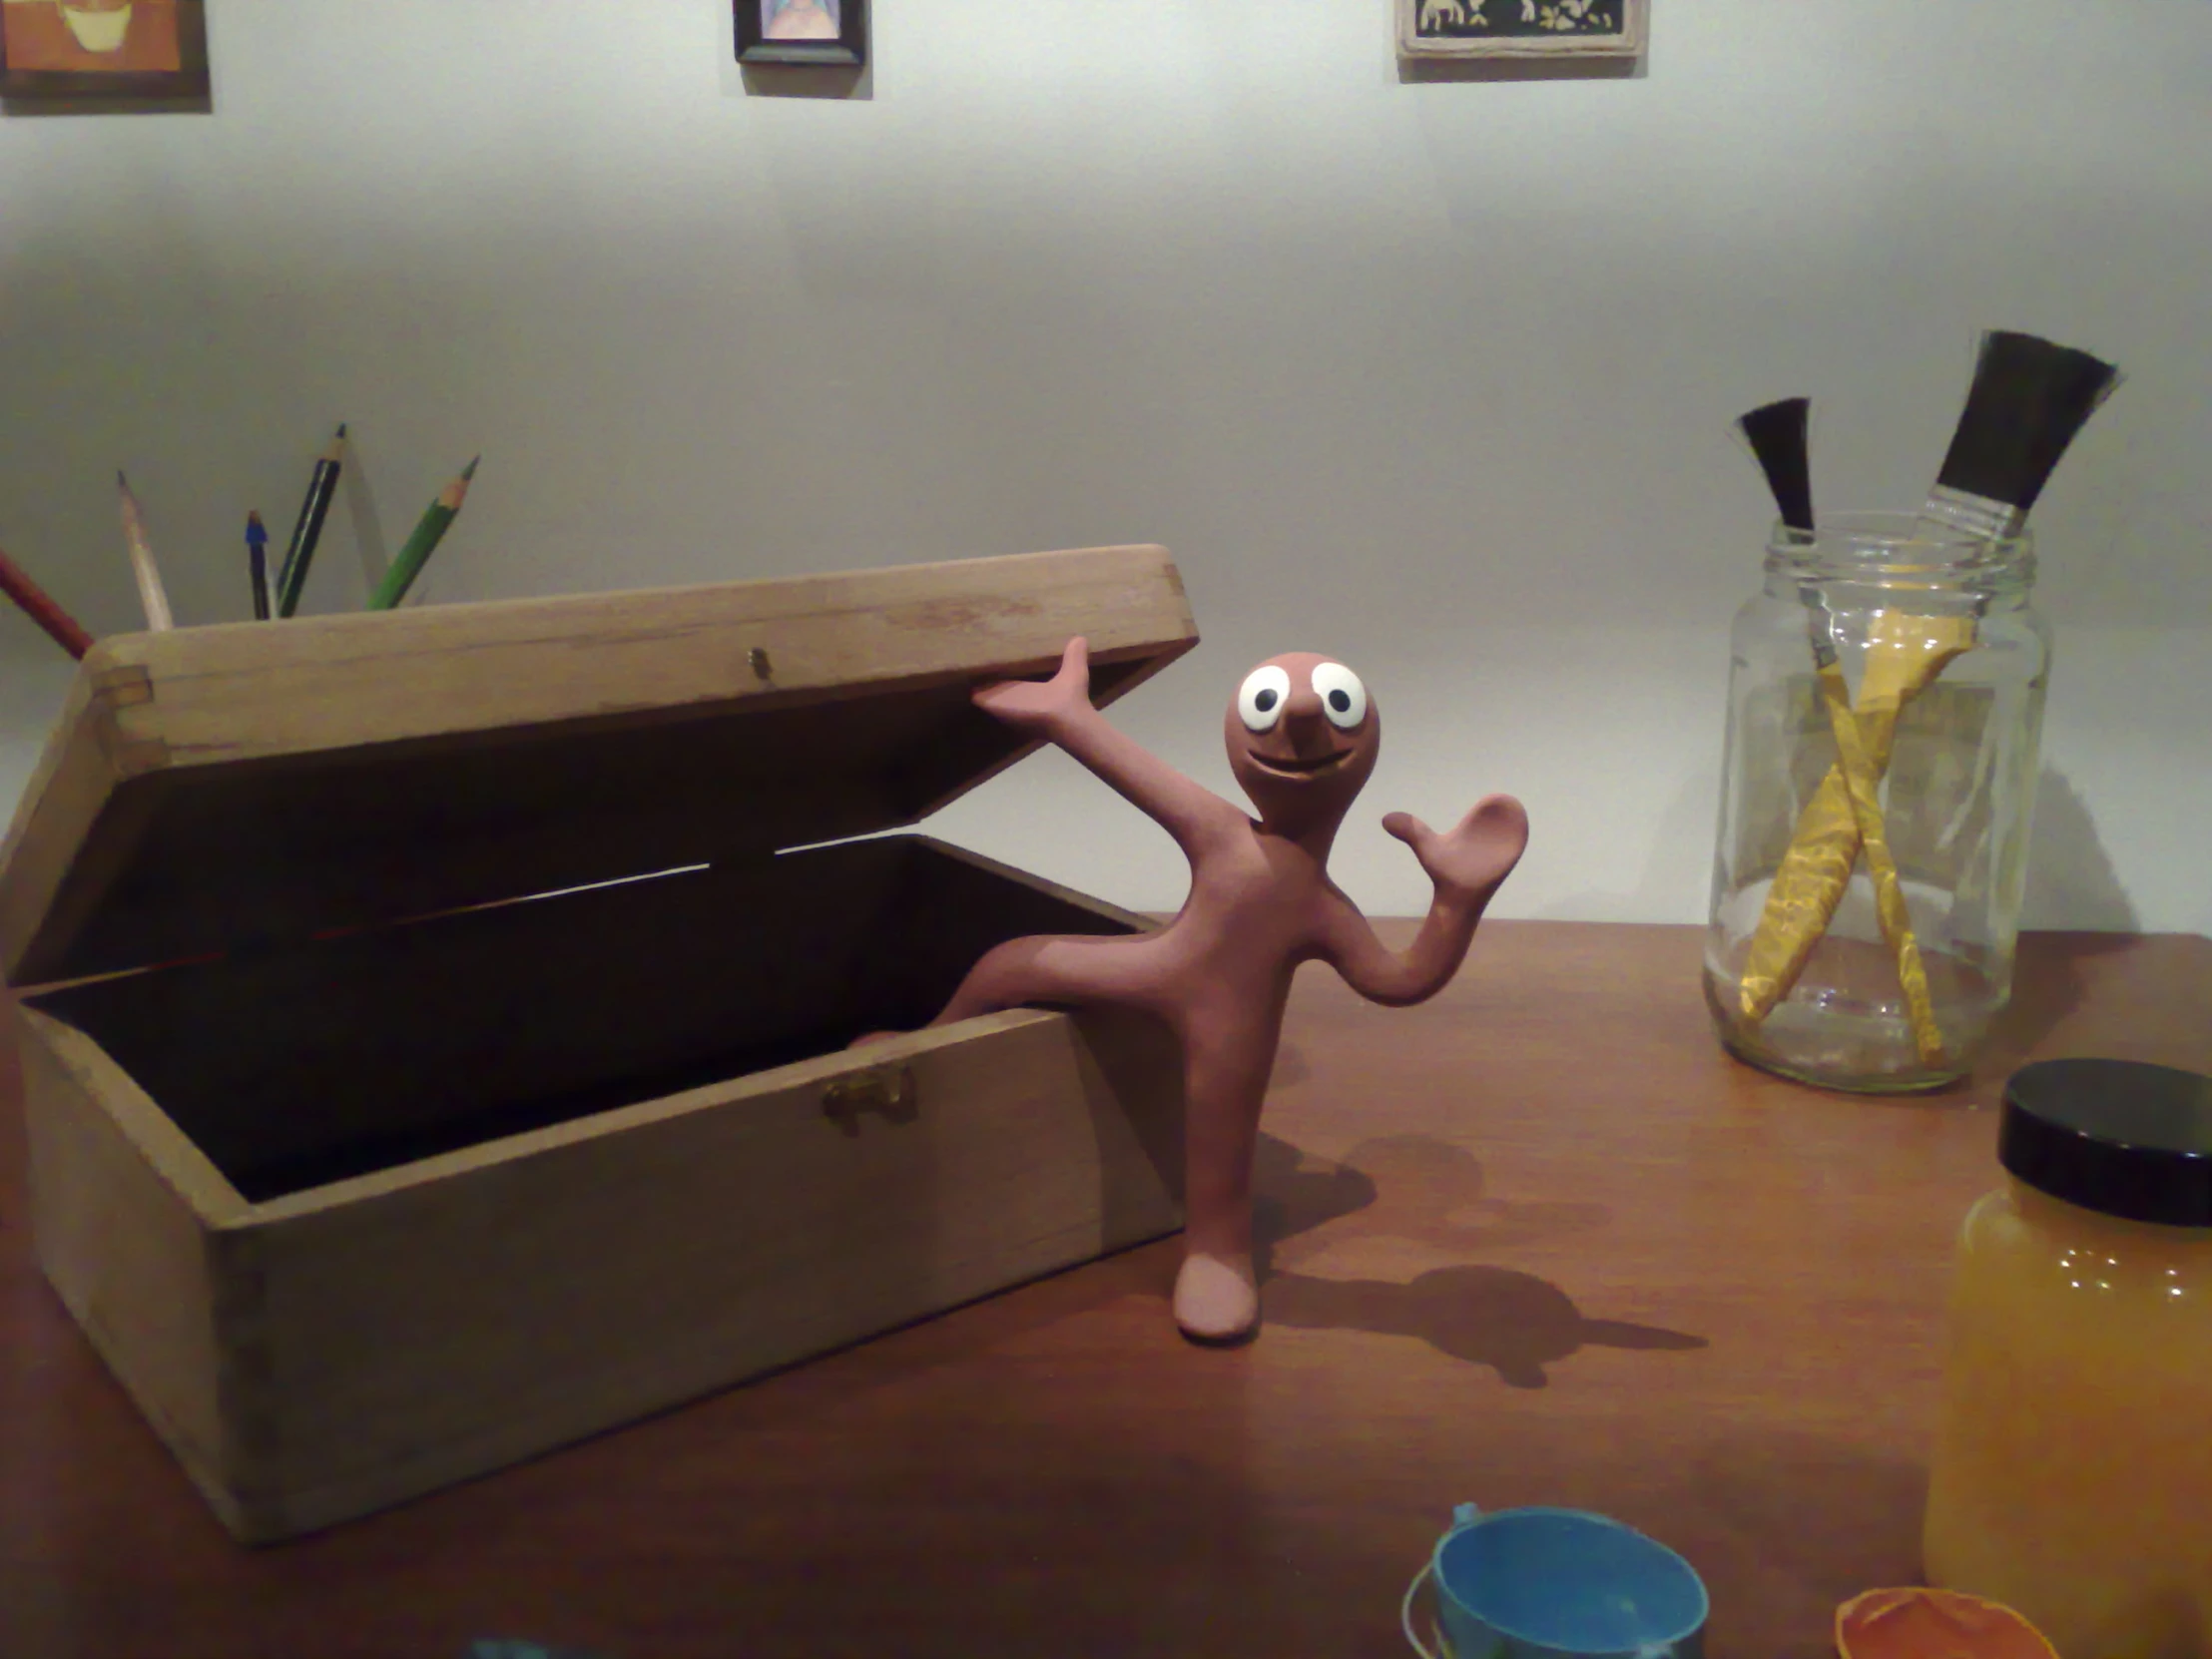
{"left": 0, "top": 546, "right": 1193, "bottom": 1543}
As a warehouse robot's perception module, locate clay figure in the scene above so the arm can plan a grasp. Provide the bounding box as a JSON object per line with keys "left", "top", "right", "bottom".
{"left": 925, "top": 638, "right": 1529, "bottom": 1344}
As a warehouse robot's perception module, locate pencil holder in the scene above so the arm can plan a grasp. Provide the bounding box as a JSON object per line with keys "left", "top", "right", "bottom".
{"left": 1703, "top": 514, "right": 2049, "bottom": 1093}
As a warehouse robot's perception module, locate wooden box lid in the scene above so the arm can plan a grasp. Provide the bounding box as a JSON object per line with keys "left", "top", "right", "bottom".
{"left": 0, "top": 546, "right": 1196, "bottom": 986}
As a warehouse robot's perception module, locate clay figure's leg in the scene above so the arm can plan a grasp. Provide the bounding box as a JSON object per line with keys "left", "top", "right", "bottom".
{"left": 929, "top": 931, "right": 1172, "bottom": 1026}
{"left": 850, "top": 932, "right": 1172, "bottom": 1050}
{"left": 1172, "top": 1008, "right": 1282, "bottom": 1344}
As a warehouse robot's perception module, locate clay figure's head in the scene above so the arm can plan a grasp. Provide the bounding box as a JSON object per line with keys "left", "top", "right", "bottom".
{"left": 1225, "top": 653, "right": 1380, "bottom": 838}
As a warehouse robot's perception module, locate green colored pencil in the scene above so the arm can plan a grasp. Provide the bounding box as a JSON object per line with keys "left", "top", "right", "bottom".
{"left": 368, "top": 456, "right": 478, "bottom": 611}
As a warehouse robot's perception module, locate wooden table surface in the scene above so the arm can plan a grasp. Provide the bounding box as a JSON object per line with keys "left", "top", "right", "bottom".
{"left": 4, "top": 921, "right": 2208, "bottom": 1659}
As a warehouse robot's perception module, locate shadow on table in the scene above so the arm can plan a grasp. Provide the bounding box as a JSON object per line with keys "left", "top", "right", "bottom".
{"left": 1977, "top": 930, "right": 2145, "bottom": 1079}
{"left": 1265, "top": 1265, "right": 1705, "bottom": 1388}
{"left": 1251, "top": 1132, "right": 1379, "bottom": 1276}
{"left": 1950, "top": 767, "right": 2142, "bottom": 1088}
{"left": 1254, "top": 1133, "right": 1702, "bottom": 1385}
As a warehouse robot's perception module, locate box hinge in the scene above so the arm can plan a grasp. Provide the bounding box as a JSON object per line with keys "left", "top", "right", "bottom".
{"left": 821, "top": 1064, "right": 916, "bottom": 1135}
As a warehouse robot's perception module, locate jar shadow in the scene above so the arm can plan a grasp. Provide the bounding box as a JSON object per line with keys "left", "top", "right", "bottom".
{"left": 1978, "top": 765, "right": 2144, "bottom": 1075}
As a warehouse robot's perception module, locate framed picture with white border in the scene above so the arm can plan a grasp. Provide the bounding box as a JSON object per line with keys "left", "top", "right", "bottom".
{"left": 1398, "top": 0, "right": 1645, "bottom": 61}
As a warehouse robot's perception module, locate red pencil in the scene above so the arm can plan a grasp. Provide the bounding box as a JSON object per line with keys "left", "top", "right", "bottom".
{"left": 0, "top": 538, "right": 94, "bottom": 659}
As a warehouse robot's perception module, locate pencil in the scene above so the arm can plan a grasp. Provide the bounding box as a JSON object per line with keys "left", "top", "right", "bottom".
{"left": 367, "top": 456, "right": 478, "bottom": 611}
{"left": 116, "top": 471, "right": 174, "bottom": 631}
{"left": 276, "top": 423, "right": 346, "bottom": 618}
{"left": 247, "top": 511, "right": 272, "bottom": 620}
{"left": 0, "top": 537, "right": 94, "bottom": 659}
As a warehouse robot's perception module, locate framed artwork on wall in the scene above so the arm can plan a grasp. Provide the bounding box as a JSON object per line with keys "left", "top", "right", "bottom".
{"left": 0, "top": 0, "right": 209, "bottom": 101}
{"left": 1398, "top": 0, "right": 1645, "bottom": 60}
{"left": 736, "top": 0, "right": 865, "bottom": 68}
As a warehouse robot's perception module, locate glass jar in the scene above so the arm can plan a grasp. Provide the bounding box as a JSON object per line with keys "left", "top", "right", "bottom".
{"left": 1924, "top": 1059, "right": 2212, "bottom": 1659}
{"left": 1703, "top": 513, "right": 2050, "bottom": 1092}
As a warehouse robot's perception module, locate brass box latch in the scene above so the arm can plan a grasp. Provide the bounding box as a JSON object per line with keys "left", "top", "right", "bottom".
{"left": 822, "top": 1064, "right": 917, "bottom": 1136}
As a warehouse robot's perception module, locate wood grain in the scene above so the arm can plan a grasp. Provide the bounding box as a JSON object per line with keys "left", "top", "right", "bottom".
{"left": 12, "top": 1007, "right": 238, "bottom": 1504}
{"left": 201, "top": 1000, "right": 1180, "bottom": 1542}
{"left": 3, "top": 923, "right": 2206, "bottom": 1657}
{"left": 0, "top": 545, "right": 1197, "bottom": 984}
{"left": 10, "top": 831, "right": 1182, "bottom": 1540}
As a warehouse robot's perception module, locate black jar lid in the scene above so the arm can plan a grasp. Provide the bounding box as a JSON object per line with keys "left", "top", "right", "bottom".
{"left": 2000, "top": 1058, "right": 2212, "bottom": 1228}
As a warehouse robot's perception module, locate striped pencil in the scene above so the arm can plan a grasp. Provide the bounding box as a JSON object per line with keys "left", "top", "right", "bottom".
{"left": 368, "top": 457, "right": 479, "bottom": 610}
{"left": 276, "top": 423, "right": 346, "bottom": 619}
{"left": 116, "top": 471, "right": 174, "bottom": 631}
{"left": 247, "top": 511, "right": 272, "bottom": 620}
{"left": 0, "top": 538, "right": 94, "bottom": 659}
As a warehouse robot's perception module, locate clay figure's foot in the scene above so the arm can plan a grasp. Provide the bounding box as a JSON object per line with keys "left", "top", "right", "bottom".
{"left": 1174, "top": 1250, "right": 1260, "bottom": 1345}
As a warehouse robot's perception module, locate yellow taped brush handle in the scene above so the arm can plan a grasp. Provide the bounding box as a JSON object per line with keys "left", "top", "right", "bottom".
{"left": 1737, "top": 611, "right": 1978, "bottom": 1026}
{"left": 1816, "top": 664, "right": 1946, "bottom": 1066}
{"left": 1737, "top": 759, "right": 1869, "bottom": 1023}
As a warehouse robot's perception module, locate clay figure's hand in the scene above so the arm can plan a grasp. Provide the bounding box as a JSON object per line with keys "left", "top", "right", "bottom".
{"left": 972, "top": 636, "right": 1093, "bottom": 739}
{"left": 1383, "top": 795, "right": 1529, "bottom": 901}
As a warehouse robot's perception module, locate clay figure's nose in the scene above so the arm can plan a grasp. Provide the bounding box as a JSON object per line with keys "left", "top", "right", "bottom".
{"left": 1280, "top": 688, "right": 1336, "bottom": 756}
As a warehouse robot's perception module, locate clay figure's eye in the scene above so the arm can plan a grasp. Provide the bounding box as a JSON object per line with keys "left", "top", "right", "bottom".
{"left": 1311, "top": 662, "right": 1368, "bottom": 731}
{"left": 1238, "top": 665, "right": 1292, "bottom": 733}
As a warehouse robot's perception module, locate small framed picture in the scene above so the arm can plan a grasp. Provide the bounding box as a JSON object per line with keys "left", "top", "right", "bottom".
{"left": 1398, "top": 0, "right": 1645, "bottom": 60}
{"left": 736, "top": 0, "right": 865, "bottom": 67}
{"left": 0, "top": 0, "right": 209, "bottom": 101}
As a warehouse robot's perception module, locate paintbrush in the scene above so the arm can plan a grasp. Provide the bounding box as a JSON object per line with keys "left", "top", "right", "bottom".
{"left": 1739, "top": 333, "right": 2122, "bottom": 1034}
{"left": 1732, "top": 397, "right": 1946, "bottom": 1061}
{"left": 1921, "top": 330, "right": 2124, "bottom": 543}
{"left": 1736, "top": 395, "right": 1814, "bottom": 535}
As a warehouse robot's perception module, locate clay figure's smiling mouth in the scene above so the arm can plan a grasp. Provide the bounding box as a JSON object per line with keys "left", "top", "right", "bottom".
{"left": 1248, "top": 749, "right": 1352, "bottom": 779}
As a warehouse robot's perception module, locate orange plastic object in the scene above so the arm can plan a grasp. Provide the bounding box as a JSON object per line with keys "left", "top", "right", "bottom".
{"left": 1836, "top": 1587, "right": 2058, "bottom": 1659}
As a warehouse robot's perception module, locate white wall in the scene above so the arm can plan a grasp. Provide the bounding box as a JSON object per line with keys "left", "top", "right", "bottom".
{"left": 3, "top": 0, "right": 2207, "bottom": 934}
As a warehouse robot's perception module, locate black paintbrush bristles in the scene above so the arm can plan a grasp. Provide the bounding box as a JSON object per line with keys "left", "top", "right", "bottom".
{"left": 1935, "top": 330, "right": 2123, "bottom": 516}
{"left": 1736, "top": 396, "right": 1815, "bottom": 533}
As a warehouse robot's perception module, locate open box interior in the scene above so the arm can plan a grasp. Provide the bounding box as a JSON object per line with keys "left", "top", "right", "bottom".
{"left": 27, "top": 835, "right": 1142, "bottom": 1204}
{"left": 17, "top": 654, "right": 1162, "bottom": 986}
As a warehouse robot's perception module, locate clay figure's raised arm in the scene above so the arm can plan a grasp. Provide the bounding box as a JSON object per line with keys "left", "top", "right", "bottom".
{"left": 1316, "top": 796, "right": 1529, "bottom": 1006}
{"left": 972, "top": 637, "right": 1243, "bottom": 858}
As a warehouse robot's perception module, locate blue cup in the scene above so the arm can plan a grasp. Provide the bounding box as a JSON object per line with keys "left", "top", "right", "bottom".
{"left": 1402, "top": 1503, "right": 1709, "bottom": 1659}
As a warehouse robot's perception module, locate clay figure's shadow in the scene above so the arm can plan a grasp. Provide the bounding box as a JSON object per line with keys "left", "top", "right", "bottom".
{"left": 1266, "top": 1263, "right": 1705, "bottom": 1388}
{"left": 1251, "top": 1132, "right": 1706, "bottom": 1385}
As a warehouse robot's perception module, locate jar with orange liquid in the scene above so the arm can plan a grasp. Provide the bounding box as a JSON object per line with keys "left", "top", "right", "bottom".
{"left": 1924, "top": 1058, "right": 2212, "bottom": 1659}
